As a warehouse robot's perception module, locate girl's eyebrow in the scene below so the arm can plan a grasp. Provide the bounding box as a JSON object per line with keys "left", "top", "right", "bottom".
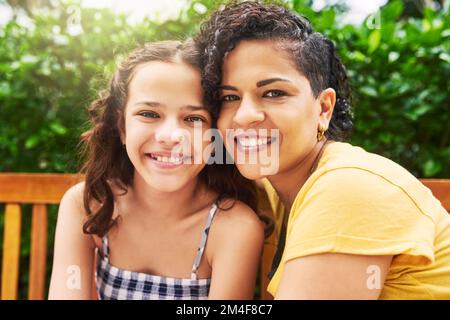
{"left": 133, "top": 101, "right": 162, "bottom": 108}
{"left": 219, "top": 78, "right": 292, "bottom": 91}
{"left": 133, "top": 101, "right": 206, "bottom": 111}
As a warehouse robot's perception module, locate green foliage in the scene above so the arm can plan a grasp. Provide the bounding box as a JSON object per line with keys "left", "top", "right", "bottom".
{"left": 0, "top": 0, "right": 449, "bottom": 299}
{"left": 293, "top": 0, "right": 450, "bottom": 178}
{"left": 1, "top": 0, "right": 448, "bottom": 178}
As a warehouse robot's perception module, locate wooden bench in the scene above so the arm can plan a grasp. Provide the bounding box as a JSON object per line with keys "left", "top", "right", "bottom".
{"left": 0, "top": 173, "right": 82, "bottom": 300}
{"left": 0, "top": 173, "right": 449, "bottom": 300}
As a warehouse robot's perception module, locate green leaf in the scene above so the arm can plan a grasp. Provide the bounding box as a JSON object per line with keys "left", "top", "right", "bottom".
{"left": 360, "top": 86, "right": 378, "bottom": 97}
{"left": 49, "top": 122, "right": 67, "bottom": 135}
{"left": 423, "top": 160, "right": 442, "bottom": 177}
{"left": 25, "top": 135, "right": 40, "bottom": 149}
{"left": 368, "top": 29, "right": 381, "bottom": 53}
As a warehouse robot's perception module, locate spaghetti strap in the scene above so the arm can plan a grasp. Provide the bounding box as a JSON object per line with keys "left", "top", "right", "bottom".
{"left": 101, "top": 234, "right": 110, "bottom": 262}
{"left": 190, "top": 202, "right": 219, "bottom": 280}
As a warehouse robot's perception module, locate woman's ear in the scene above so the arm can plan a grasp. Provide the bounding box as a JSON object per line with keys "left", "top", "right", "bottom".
{"left": 318, "top": 88, "right": 336, "bottom": 128}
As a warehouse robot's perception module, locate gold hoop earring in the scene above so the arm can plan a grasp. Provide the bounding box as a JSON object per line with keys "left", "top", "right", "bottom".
{"left": 317, "top": 126, "right": 326, "bottom": 142}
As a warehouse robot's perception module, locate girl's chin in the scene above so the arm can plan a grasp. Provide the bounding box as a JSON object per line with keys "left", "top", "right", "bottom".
{"left": 137, "top": 167, "right": 203, "bottom": 193}
{"left": 145, "top": 178, "right": 191, "bottom": 193}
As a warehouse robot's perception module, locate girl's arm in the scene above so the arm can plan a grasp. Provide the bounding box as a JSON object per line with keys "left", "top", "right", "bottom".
{"left": 207, "top": 201, "right": 265, "bottom": 300}
{"left": 48, "top": 183, "right": 97, "bottom": 299}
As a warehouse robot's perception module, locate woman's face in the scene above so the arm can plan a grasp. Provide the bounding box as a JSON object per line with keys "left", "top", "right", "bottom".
{"left": 122, "top": 61, "right": 212, "bottom": 192}
{"left": 217, "top": 39, "right": 335, "bottom": 180}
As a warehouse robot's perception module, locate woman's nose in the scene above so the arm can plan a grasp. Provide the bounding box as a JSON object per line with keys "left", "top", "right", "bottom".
{"left": 233, "top": 96, "right": 265, "bottom": 127}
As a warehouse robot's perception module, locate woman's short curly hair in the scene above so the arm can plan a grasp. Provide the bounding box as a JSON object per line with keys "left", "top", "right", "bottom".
{"left": 195, "top": 1, "right": 353, "bottom": 141}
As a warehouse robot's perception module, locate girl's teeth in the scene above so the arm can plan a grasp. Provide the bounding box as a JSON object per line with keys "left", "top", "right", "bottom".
{"left": 154, "top": 155, "right": 182, "bottom": 164}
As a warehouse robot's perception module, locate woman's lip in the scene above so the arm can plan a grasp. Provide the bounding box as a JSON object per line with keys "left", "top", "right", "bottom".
{"left": 234, "top": 136, "right": 277, "bottom": 152}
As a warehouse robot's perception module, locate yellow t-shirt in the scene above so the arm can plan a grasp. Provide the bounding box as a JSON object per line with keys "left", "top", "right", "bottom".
{"left": 262, "top": 142, "right": 450, "bottom": 299}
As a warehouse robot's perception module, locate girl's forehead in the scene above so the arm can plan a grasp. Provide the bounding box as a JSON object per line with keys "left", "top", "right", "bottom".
{"left": 131, "top": 61, "right": 201, "bottom": 84}
{"left": 126, "top": 61, "right": 205, "bottom": 111}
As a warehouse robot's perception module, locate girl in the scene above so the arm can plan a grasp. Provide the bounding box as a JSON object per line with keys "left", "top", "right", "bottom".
{"left": 48, "top": 40, "right": 265, "bottom": 300}
{"left": 195, "top": 2, "right": 450, "bottom": 299}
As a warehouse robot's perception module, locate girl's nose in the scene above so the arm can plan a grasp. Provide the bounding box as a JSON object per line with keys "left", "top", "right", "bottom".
{"left": 154, "top": 120, "right": 186, "bottom": 147}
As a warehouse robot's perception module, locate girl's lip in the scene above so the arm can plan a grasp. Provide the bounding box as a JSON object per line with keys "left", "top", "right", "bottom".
{"left": 145, "top": 154, "right": 186, "bottom": 169}
{"left": 145, "top": 152, "right": 191, "bottom": 169}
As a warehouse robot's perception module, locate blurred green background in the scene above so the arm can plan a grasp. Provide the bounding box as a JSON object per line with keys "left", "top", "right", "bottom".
{"left": 0, "top": 0, "right": 449, "bottom": 299}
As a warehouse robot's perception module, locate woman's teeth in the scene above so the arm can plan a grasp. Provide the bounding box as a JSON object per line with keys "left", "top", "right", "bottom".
{"left": 237, "top": 137, "right": 272, "bottom": 147}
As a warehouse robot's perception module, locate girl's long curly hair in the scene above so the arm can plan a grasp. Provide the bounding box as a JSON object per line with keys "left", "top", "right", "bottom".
{"left": 80, "top": 40, "right": 273, "bottom": 237}
{"left": 195, "top": 1, "right": 354, "bottom": 141}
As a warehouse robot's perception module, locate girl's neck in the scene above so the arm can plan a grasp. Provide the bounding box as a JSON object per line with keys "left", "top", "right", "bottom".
{"left": 127, "top": 171, "right": 206, "bottom": 222}
{"left": 268, "top": 140, "right": 329, "bottom": 213}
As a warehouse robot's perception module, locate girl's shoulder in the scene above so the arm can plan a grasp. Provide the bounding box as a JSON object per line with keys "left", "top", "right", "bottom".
{"left": 60, "top": 180, "right": 121, "bottom": 250}
{"left": 209, "top": 198, "right": 265, "bottom": 246}
{"left": 214, "top": 198, "right": 262, "bottom": 225}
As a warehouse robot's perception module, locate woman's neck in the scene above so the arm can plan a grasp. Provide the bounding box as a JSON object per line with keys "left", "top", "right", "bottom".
{"left": 268, "top": 140, "right": 329, "bottom": 213}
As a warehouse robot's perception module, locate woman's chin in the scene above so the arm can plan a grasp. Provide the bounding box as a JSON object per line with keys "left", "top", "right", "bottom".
{"left": 235, "top": 163, "right": 267, "bottom": 180}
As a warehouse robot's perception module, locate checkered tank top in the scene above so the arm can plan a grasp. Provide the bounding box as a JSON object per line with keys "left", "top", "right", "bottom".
{"left": 96, "top": 202, "right": 218, "bottom": 300}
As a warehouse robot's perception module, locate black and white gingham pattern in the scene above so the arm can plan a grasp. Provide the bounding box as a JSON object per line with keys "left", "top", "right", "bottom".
{"left": 96, "top": 202, "right": 218, "bottom": 300}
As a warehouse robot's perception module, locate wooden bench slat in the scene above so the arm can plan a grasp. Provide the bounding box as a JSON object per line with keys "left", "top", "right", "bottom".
{"left": 0, "top": 173, "right": 82, "bottom": 204}
{"left": 421, "top": 179, "right": 450, "bottom": 212}
{"left": 1, "top": 204, "right": 22, "bottom": 300}
{"left": 28, "top": 204, "right": 48, "bottom": 300}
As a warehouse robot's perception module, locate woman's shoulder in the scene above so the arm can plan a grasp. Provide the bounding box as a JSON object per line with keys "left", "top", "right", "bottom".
{"left": 319, "top": 142, "right": 417, "bottom": 184}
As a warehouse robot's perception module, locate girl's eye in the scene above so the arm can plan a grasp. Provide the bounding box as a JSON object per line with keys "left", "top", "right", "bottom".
{"left": 185, "top": 116, "right": 206, "bottom": 123}
{"left": 264, "top": 90, "right": 286, "bottom": 98}
{"left": 221, "top": 95, "right": 240, "bottom": 102}
{"left": 138, "top": 111, "right": 159, "bottom": 118}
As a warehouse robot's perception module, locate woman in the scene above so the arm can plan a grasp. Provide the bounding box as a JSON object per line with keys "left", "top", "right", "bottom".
{"left": 49, "top": 40, "right": 265, "bottom": 300}
{"left": 195, "top": 1, "right": 450, "bottom": 299}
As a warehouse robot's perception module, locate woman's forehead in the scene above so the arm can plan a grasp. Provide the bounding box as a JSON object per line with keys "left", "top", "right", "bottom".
{"left": 221, "top": 39, "right": 305, "bottom": 85}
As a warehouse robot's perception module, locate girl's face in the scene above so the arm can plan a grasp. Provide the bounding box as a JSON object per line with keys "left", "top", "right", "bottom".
{"left": 122, "top": 61, "right": 212, "bottom": 192}
{"left": 217, "top": 39, "right": 335, "bottom": 180}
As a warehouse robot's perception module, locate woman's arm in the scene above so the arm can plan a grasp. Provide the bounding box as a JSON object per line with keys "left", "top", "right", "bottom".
{"left": 275, "top": 253, "right": 393, "bottom": 299}
{"left": 48, "top": 183, "right": 97, "bottom": 299}
{"left": 207, "top": 201, "right": 265, "bottom": 299}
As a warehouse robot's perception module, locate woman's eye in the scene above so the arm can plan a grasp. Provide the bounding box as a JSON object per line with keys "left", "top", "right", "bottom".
{"left": 138, "top": 111, "right": 159, "bottom": 118}
{"left": 264, "top": 90, "right": 286, "bottom": 98}
{"left": 185, "top": 116, "right": 205, "bottom": 123}
{"left": 221, "top": 95, "right": 240, "bottom": 102}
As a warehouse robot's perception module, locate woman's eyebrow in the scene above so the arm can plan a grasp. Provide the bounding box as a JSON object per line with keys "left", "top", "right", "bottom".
{"left": 182, "top": 105, "right": 208, "bottom": 111}
{"left": 219, "top": 78, "right": 292, "bottom": 91}
{"left": 219, "top": 85, "right": 237, "bottom": 91}
{"left": 256, "top": 78, "right": 292, "bottom": 87}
